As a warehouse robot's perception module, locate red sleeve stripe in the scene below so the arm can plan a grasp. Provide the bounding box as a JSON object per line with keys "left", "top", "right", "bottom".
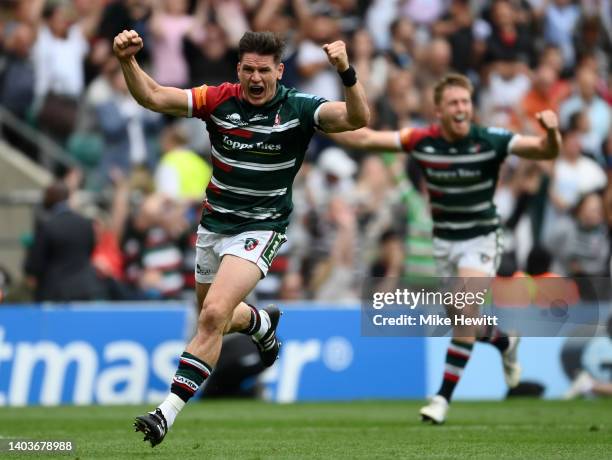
{"left": 191, "top": 83, "right": 241, "bottom": 119}
{"left": 400, "top": 125, "right": 442, "bottom": 152}
{"left": 191, "top": 85, "right": 208, "bottom": 118}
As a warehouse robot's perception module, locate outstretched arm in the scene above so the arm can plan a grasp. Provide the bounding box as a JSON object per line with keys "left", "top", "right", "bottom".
{"left": 113, "top": 30, "right": 188, "bottom": 117}
{"left": 316, "top": 41, "right": 370, "bottom": 133}
{"left": 510, "top": 110, "right": 562, "bottom": 160}
{"left": 327, "top": 127, "right": 404, "bottom": 152}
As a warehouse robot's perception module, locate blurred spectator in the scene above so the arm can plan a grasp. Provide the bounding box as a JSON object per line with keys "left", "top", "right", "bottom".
{"left": 24, "top": 181, "right": 105, "bottom": 301}
{"left": 399, "top": 0, "right": 445, "bottom": 28}
{"left": 306, "top": 146, "right": 357, "bottom": 212}
{"left": 77, "top": 56, "right": 121, "bottom": 146}
{"left": 278, "top": 271, "right": 305, "bottom": 301}
{"left": 573, "top": 15, "right": 612, "bottom": 76}
{"left": 298, "top": 148, "right": 358, "bottom": 299}
{"left": 560, "top": 66, "right": 611, "bottom": 147}
{"left": 377, "top": 70, "right": 421, "bottom": 129}
{"left": 183, "top": 22, "right": 238, "bottom": 87}
{"left": 547, "top": 129, "right": 607, "bottom": 220}
{"left": 296, "top": 12, "right": 342, "bottom": 101}
{"left": 208, "top": 0, "right": 249, "bottom": 48}
{"left": 94, "top": 64, "right": 162, "bottom": 178}
{"left": 496, "top": 160, "right": 547, "bottom": 269}
{"left": 578, "top": 52, "right": 612, "bottom": 101}
{"left": 369, "top": 229, "right": 404, "bottom": 278}
{"left": 391, "top": 155, "right": 436, "bottom": 281}
{"left": 150, "top": 0, "right": 207, "bottom": 88}
{"left": 520, "top": 63, "right": 569, "bottom": 135}
{"left": 539, "top": 44, "right": 568, "bottom": 78}
{"left": 484, "top": 0, "right": 534, "bottom": 66}
{"left": 543, "top": 0, "right": 580, "bottom": 70}
{"left": 546, "top": 192, "right": 610, "bottom": 277}
{"left": 567, "top": 110, "right": 602, "bottom": 163}
{"left": 32, "top": 0, "right": 103, "bottom": 143}
{"left": 480, "top": 59, "right": 531, "bottom": 130}
{"left": 386, "top": 17, "right": 416, "bottom": 70}
{"left": 365, "top": 0, "right": 398, "bottom": 50}
{"left": 121, "top": 193, "right": 191, "bottom": 299}
{"left": 432, "top": 0, "right": 487, "bottom": 74}
{"left": 0, "top": 20, "right": 36, "bottom": 156}
{"left": 90, "top": 169, "right": 130, "bottom": 297}
{"left": 311, "top": 196, "right": 358, "bottom": 301}
{"left": 0, "top": 22, "right": 35, "bottom": 119}
{"left": 252, "top": 0, "right": 295, "bottom": 33}
{"left": 350, "top": 28, "right": 389, "bottom": 104}
{"left": 154, "top": 123, "right": 211, "bottom": 201}
{"left": 313, "top": 0, "right": 362, "bottom": 35}
{"left": 353, "top": 155, "right": 399, "bottom": 272}
{"left": 525, "top": 245, "right": 554, "bottom": 277}
{"left": 414, "top": 38, "right": 452, "bottom": 90}
{"left": 97, "top": 0, "right": 152, "bottom": 63}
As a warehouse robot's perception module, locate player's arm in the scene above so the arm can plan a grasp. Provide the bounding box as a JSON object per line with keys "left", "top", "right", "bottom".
{"left": 510, "top": 110, "right": 561, "bottom": 160}
{"left": 316, "top": 41, "right": 370, "bottom": 133}
{"left": 326, "top": 128, "right": 404, "bottom": 152}
{"left": 113, "top": 30, "right": 188, "bottom": 117}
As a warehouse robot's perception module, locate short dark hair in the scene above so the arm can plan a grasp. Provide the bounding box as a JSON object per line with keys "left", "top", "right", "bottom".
{"left": 238, "top": 32, "right": 285, "bottom": 64}
{"left": 433, "top": 73, "right": 473, "bottom": 105}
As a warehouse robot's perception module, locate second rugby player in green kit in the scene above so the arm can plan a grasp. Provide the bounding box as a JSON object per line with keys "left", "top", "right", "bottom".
{"left": 330, "top": 73, "right": 561, "bottom": 424}
{"left": 113, "top": 29, "right": 370, "bottom": 446}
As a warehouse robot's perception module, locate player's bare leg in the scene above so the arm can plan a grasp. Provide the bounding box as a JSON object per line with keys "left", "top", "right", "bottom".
{"left": 196, "top": 280, "right": 282, "bottom": 356}
{"left": 421, "top": 268, "right": 516, "bottom": 424}
{"left": 196, "top": 282, "right": 250, "bottom": 331}
{"left": 135, "top": 256, "right": 273, "bottom": 446}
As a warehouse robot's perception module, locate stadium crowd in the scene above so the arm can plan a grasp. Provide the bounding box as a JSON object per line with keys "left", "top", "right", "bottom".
{"left": 0, "top": 0, "right": 611, "bottom": 303}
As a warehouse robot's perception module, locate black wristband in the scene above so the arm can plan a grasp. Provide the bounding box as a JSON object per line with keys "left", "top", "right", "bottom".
{"left": 338, "top": 65, "right": 357, "bottom": 87}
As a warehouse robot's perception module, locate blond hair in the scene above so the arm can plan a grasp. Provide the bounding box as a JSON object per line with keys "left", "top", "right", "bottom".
{"left": 433, "top": 73, "right": 473, "bottom": 105}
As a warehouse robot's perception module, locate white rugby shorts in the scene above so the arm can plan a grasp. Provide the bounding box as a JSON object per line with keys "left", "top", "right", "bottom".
{"left": 432, "top": 230, "right": 503, "bottom": 277}
{"left": 194, "top": 225, "right": 287, "bottom": 283}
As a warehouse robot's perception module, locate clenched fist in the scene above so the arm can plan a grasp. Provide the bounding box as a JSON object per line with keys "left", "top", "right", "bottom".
{"left": 113, "top": 30, "right": 143, "bottom": 60}
{"left": 536, "top": 110, "right": 559, "bottom": 132}
{"left": 322, "top": 41, "right": 349, "bottom": 72}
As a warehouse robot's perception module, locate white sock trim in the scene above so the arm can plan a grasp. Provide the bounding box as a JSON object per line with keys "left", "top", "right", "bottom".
{"left": 167, "top": 393, "right": 186, "bottom": 412}
{"left": 253, "top": 309, "right": 271, "bottom": 340}
{"left": 158, "top": 393, "right": 186, "bottom": 429}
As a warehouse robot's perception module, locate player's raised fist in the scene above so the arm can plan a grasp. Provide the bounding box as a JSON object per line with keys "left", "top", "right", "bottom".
{"left": 113, "top": 30, "right": 143, "bottom": 60}
{"left": 322, "top": 41, "right": 349, "bottom": 72}
{"left": 536, "top": 110, "right": 559, "bottom": 132}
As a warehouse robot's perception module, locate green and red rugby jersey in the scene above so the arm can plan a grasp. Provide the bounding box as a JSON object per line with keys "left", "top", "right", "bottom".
{"left": 398, "top": 123, "right": 518, "bottom": 241}
{"left": 187, "top": 82, "right": 326, "bottom": 235}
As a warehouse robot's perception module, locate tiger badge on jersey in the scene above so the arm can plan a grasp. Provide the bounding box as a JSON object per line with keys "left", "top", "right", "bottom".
{"left": 245, "top": 238, "right": 259, "bottom": 251}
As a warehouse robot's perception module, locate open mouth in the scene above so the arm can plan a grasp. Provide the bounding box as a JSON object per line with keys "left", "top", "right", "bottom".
{"left": 453, "top": 114, "right": 467, "bottom": 122}
{"left": 250, "top": 85, "right": 264, "bottom": 96}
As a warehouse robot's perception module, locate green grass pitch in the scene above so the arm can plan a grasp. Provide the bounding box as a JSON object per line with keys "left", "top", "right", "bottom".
{"left": 0, "top": 399, "right": 610, "bottom": 459}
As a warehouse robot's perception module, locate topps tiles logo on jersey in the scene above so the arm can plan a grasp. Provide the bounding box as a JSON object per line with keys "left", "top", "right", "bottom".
{"left": 244, "top": 238, "right": 259, "bottom": 251}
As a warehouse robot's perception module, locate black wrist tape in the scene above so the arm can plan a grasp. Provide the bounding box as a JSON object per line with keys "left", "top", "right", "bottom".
{"left": 338, "top": 65, "right": 357, "bottom": 87}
